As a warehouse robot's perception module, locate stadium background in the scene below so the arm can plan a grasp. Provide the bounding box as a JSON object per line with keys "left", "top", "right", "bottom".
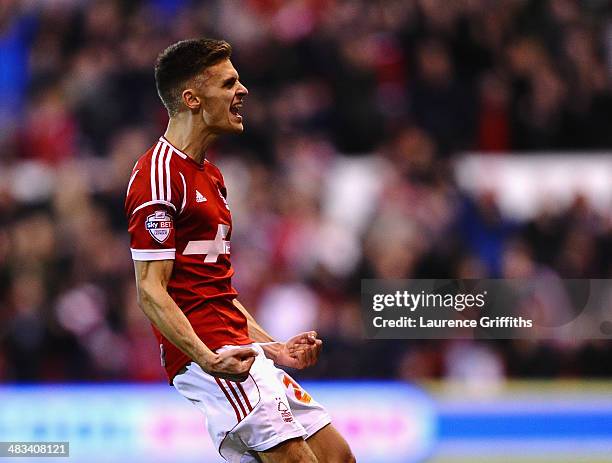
{"left": 1, "top": 0, "right": 611, "bottom": 461}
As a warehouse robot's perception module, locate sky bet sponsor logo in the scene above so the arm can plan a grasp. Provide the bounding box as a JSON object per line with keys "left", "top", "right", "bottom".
{"left": 145, "top": 210, "right": 173, "bottom": 243}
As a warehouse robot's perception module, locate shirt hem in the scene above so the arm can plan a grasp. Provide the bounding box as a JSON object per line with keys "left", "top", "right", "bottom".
{"left": 166, "top": 336, "right": 254, "bottom": 384}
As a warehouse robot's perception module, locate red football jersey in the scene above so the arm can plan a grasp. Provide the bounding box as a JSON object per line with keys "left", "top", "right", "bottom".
{"left": 125, "top": 136, "right": 252, "bottom": 382}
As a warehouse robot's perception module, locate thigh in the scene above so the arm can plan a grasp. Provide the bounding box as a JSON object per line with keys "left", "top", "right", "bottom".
{"left": 306, "top": 424, "right": 355, "bottom": 463}
{"left": 257, "top": 437, "right": 317, "bottom": 463}
{"left": 173, "top": 347, "right": 308, "bottom": 462}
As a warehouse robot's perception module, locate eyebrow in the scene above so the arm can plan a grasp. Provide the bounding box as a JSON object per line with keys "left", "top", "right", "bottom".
{"left": 222, "top": 75, "right": 239, "bottom": 87}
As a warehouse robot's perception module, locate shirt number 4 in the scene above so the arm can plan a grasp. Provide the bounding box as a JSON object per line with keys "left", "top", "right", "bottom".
{"left": 183, "top": 224, "right": 230, "bottom": 263}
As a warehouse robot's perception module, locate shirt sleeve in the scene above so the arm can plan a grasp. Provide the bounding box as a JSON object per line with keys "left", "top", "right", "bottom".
{"left": 128, "top": 203, "right": 176, "bottom": 261}
{"left": 125, "top": 158, "right": 183, "bottom": 261}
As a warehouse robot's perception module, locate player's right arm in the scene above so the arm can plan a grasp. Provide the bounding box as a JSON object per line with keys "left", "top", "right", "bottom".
{"left": 134, "top": 259, "right": 256, "bottom": 382}
{"left": 125, "top": 147, "right": 256, "bottom": 381}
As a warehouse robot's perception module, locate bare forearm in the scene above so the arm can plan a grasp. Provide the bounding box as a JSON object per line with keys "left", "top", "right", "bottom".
{"left": 231, "top": 300, "right": 321, "bottom": 369}
{"left": 232, "top": 299, "right": 286, "bottom": 361}
{"left": 233, "top": 299, "right": 275, "bottom": 343}
{"left": 132, "top": 260, "right": 257, "bottom": 381}
{"left": 139, "top": 284, "right": 214, "bottom": 365}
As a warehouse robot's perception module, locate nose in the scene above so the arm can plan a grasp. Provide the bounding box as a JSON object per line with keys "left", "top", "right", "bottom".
{"left": 237, "top": 82, "right": 248, "bottom": 96}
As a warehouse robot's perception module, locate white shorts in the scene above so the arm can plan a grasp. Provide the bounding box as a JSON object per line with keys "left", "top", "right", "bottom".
{"left": 172, "top": 343, "right": 332, "bottom": 463}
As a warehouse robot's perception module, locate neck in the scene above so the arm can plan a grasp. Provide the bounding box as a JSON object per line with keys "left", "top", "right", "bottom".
{"left": 163, "top": 113, "right": 217, "bottom": 164}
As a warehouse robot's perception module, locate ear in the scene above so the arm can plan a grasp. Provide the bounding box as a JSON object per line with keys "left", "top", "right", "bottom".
{"left": 182, "top": 88, "right": 200, "bottom": 111}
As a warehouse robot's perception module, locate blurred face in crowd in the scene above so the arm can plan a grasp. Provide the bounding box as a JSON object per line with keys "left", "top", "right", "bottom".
{"left": 185, "top": 58, "right": 248, "bottom": 134}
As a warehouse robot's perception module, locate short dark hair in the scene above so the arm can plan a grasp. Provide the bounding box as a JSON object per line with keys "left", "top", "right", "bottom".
{"left": 154, "top": 38, "right": 232, "bottom": 117}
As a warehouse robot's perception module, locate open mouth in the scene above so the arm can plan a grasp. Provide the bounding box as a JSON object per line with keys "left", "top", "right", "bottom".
{"left": 230, "top": 102, "right": 243, "bottom": 120}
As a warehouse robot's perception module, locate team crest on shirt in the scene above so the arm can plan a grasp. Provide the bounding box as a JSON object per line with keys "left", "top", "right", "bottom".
{"left": 145, "top": 210, "right": 173, "bottom": 243}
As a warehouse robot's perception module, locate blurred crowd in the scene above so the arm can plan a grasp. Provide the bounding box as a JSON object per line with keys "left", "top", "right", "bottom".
{"left": 0, "top": 0, "right": 611, "bottom": 385}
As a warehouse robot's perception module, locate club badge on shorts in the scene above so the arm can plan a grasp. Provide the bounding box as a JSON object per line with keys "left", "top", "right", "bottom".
{"left": 145, "top": 210, "right": 173, "bottom": 243}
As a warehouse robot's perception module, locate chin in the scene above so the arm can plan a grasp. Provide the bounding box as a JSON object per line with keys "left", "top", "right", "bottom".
{"left": 229, "top": 122, "right": 244, "bottom": 133}
{"left": 215, "top": 124, "right": 243, "bottom": 135}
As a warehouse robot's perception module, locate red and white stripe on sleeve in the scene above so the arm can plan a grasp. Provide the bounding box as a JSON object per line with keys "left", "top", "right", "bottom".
{"left": 125, "top": 139, "right": 185, "bottom": 262}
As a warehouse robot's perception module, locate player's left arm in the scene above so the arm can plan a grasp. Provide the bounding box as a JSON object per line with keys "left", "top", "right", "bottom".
{"left": 232, "top": 299, "right": 322, "bottom": 369}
